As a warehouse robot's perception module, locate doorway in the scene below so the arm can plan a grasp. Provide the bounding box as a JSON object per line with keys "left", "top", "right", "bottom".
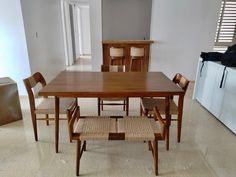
{"left": 61, "top": 0, "right": 91, "bottom": 69}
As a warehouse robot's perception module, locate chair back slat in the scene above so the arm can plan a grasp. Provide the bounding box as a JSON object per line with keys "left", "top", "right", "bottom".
{"left": 23, "top": 72, "right": 47, "bottom": 111}
{"left": 28, "top": 76, "right": 37, "bottom": 88}
{"left": 24, "top": 72, "right": 47, "bottom": 89}
{"left": 172, "top": 73, "right": 189, "bottom": 94}
{"left": 130, "top": 47, "right": 145, "bottom": 57}
{"left": 109, "top": 47, "right": 124, "bottom": 57}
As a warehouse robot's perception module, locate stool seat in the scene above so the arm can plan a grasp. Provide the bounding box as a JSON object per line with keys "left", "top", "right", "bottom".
{"left": 74, "top": 116, "right": 159, "bottom": 141}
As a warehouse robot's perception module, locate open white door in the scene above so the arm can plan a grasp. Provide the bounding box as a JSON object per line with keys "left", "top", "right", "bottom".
{"left": 60, "top": 0, "right": 74, "bottom": 66}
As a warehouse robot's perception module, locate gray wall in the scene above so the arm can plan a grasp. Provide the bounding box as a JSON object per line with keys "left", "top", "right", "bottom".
{"left": 79, "top": 6, "right": 91, "bottom": 55}
{"left": 21, "top": 0, "right": 66, "bottom": 85}
{"left": 150, "top": 0, "right": 221, "bottom": 80}
{"left": 102, "top": 0, "right": 152, "bottom": 40}
{"left": 90, "top": 0, "right": 103, "bottom": 71}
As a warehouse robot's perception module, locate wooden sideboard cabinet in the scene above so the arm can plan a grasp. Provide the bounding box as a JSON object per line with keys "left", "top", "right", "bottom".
{"left": 0, "top": 77, "right": 22, "bottom": 125}
{"left": 102, "top": 40, "right": 154, "bottom": 72}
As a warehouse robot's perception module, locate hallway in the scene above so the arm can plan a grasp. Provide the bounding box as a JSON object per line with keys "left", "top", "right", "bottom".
{"left": 66, "top": 55, "right": 92, "bottom": 71}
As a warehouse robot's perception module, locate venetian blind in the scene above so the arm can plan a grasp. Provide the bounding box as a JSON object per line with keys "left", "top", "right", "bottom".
{"left": 214, "top": 0, "right": 236, "bottom": 52}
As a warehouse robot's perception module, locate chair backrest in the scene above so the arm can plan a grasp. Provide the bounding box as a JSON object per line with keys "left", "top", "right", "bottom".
{"left": 23, "top": 72, "right": 46, "bottom": 110}
{"left": 172, "top": 73, "right": 189, "bottom": 95}
{"left": 130, "top": 47, "right": 145, "bottom": 57}
{"left": 101, "top": 65, "right": 126, "bottom": 72}
{"left": 109, "top": 47, "right": 124, "bottom": 58}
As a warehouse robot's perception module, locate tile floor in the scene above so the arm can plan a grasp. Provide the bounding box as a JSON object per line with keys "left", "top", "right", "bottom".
{"left": 66, "top": 55, "right": 92, "bottom": 72}
{"left": 0, "top": 60, "right": 236, "bottom": 177}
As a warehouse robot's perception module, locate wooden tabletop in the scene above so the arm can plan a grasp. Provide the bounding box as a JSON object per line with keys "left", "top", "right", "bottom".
{"left": 38, "top": 71, "right": 184, "bottom": 98}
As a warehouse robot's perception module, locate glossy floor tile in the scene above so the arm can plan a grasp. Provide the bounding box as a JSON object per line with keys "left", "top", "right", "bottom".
{"left": 0, "top": 82, "right": 236, "bottom": 177}
{"left": 66, "top": 56, "right": 92, "bottom": 71}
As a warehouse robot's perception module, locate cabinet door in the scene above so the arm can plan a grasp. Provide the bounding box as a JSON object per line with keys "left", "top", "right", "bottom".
{"left": 208, "top": 64, "right": 225, "bottom": 118}
{"left": 194, "top": 61, "right": 225, "bottom": 116}
{"left": 200, "top": 62, "right": 220, "bottom": 111}
{"left": 220, "top": 68, "right": 236, "bottom": 133}
{"left": 193, "top": 59, "right": 207, "bottom": 102}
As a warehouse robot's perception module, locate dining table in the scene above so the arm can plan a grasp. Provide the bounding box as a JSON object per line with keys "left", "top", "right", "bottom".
{"left": 38, "top": 71, "right": 184, "bottom": 153}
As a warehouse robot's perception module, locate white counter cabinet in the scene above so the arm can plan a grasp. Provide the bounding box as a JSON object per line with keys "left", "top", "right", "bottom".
{"left": 219, "top": 67, "right": 236, "bottom": 133}
{"left": 193, "top": 59, "right": 236, "bottom": 133}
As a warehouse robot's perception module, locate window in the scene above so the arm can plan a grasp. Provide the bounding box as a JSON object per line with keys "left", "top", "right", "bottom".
{"left": 214, "top": 0, "right": 236, "bottom": 52}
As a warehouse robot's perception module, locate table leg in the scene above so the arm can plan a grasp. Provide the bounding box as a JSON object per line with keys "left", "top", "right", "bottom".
{"left": 55, "top": 96, "right": 60, "bottom": 153}
{"left": 165, "top": 96, "right": 170, "bottom": 151}
{"left": 177, "top": 94, "right": 184, "bottom": 143}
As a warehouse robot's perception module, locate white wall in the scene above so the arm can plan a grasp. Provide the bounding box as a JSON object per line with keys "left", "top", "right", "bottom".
{"left": 73, "top": 6, "right": 81, "bottom": 58}
{"left": 80, "top": 6, "right": 91, "bottom": 55}
{"left": 89, "top": 0, "right": 103, "bottom": 71}
{"left": 150, "top": 0, "right": 221, "bottom": 80}
{"left": 0, "top": 0, "right": 31, "bottom": 95}
{"left": 102, "top": 0, "right": 152, "bottom": 40}
{"left": 21, "top": 0, "right": 67, "bottom": 84}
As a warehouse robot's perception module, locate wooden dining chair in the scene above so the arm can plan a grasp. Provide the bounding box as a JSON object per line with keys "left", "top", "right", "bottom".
{"left": 98, "top": 65, "right": 129, "bottom": 116}
{"left": 23, "top": 72, "right": 78, "bottom": 142}
{"left": 140, "top": 73, "right": 189, "bottom": 147}
{"left": 130, "top": 47, "right": 145, "bottom": 71}
{"left": 109, "top": 47, "right": 125, "bottom": 65}
{"left": 68, "top": 106, "right": 167, "bottom": 176}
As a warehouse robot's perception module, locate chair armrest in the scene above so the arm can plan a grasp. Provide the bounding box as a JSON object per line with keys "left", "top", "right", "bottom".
{"left": 153, "top": 106, "right": 167, "bottom": 140}
{"left": 68, "top": 106, "right": 80, "bottom": 138}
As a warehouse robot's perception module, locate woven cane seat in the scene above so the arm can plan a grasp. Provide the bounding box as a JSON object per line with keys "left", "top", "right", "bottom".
{"left": 35, "top": 98, "right": 75, "bottom": 114}
{"left": 118, "top": 117, "right": 159, "bottom": 141}
{"left": 74, "top": 116, "right": 159, "bottom": 141}
{"left": 141, "top": 98, "right": 178, "bottom": 115}
{"left": 74, "top": 117, "right": 116, "bottom": 140}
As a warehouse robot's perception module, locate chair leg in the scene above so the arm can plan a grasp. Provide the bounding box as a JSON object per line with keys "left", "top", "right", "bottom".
{"left": 130, "top": 59, "right": 133, "bottom": 72}
{"left": 142, "top": 108, "right": 149, "bottom": 117}
{"left": 177, "top": 95, "right": 184, "bottom": 143}
{"left": 166, "top": 127, "right": 169, "bottom": 151}
{"left": 76, "top": 140, "right": 81, "bottom": 176}
{"left": 98, "top": 98, "right": 101, "bottom": 116}
{"left": 165, "top": 96, "right": 170, "bottom": 151}
{"left": 67, "top": 111, "right": 72, "bottom": 143}
{"left": 148, "top": 141, "right": 152, "bottom": 151}
{"left": 123, "top": 100, "right": 125, "bottom": 111}
{"left": 46, "top": 114, "right": 49, "bottom": 126}
{"left": 126, "top": 98, "right": 129, "bottom": 116}
{"left": 177, "top": 113, "right": 182, "bottom": 143}
{"left": 31, "top": 114, "right": 38, "bottom": 141}
{"left": 140, "top": 104, "right": 143, "bottom": 116}
{"left": 153, "top": 140, "right": 158, "bottom": 176}
{"left": 83, "top": 141, "right": 86, "bottom": 151}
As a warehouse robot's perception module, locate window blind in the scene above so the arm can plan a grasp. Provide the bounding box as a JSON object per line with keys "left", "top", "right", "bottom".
{"left": 214, "top": 0, "right": 236, "bottom": 52}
